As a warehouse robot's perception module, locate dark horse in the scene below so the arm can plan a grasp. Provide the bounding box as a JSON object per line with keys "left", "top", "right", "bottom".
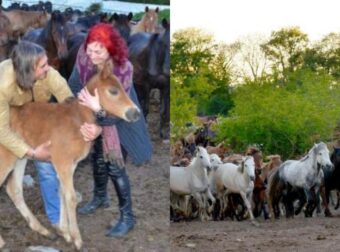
{"left": 321, "top": 147, "right": 340, "bottom": 216}
{"left": 110, "top": 12, "right": 133, "bottom": 42}
{"left": 128, "top": 18, "right": 170, "bottom": 139}
{"left": 23, "top": 10, "right": 68, "bottom": 71}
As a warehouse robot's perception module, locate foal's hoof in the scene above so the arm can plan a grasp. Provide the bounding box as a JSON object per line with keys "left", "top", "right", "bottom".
{"left": 74, "top": 239, "right": 83, "bottom": 251}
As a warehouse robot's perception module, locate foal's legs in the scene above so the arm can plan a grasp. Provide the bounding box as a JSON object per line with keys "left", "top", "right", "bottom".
{"left": 5, "top": 159, "right": 55, "bottom": 239}
{"left": 56, "top": 161, "right": 82, "bottom": 250}
{"left": 0, "top": 235, "right": 4, "bottom": 249}
{"left": 0, "top": 153, "right": 17, "bottom": 249}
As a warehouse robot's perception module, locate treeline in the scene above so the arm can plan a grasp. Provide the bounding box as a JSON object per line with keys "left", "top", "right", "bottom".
{"left": 171, "top": 27, "right": 340, "bottom": 158}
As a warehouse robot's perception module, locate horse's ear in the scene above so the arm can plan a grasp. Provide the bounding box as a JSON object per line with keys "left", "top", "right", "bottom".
{"left": 145, "top": 6, "right": 149, "bottom": 12}
{"left": 110, "top": 13, "right": 118, "bottom": 22}
{"left": 155, "top": 7, "right": 159, "bottom": 13}
{"left": 100, "top": 60, "right": 113, "bottom": 80}
{"left": 128, "top": 12, "right": 133, "bottom": 21}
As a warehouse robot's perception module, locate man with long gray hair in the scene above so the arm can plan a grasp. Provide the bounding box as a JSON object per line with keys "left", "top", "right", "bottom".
{"left": 0, "top": 41, "right": 101, "bottom": 228}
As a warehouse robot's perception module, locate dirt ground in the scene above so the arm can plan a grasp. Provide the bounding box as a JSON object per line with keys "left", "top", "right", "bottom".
{"left": 170, "top": 209, "right": 340, "bottom": 252}
{"left": 0, "top": 99, "right": 170, "bottom": 252}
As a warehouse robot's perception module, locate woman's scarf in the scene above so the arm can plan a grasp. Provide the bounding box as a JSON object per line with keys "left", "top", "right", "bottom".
{"left": 75, "top": 44, "right": 133, "bottom": 168}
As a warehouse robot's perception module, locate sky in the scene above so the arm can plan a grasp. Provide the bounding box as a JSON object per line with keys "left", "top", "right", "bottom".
{"left": 171, "top": 0, "right": 340, "bottom": 43}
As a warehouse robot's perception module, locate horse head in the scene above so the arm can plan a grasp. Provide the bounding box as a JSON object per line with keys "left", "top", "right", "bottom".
{"left": 313, "top": 142, "right": 333, "bottom": 172}
{"left": 111, "top": 12, "right": 133, "bottom": 43}
{"left": 195, "top": 146, "right": 211, "bottom": 171}
{"left": 37, "top": 10, "right": 51, "bottom": 26}
{"left": 143, "top": 6, "right": 159, "bottom": 33}
{"left": 209, "top": 153, "right": 222, "bottom": 171}
{"left": 86, "top": 60, "right": 141, "bottom": 123}
{"left": 50, "top": 10, "right": 68, "bottom": 60}
{"left": 239, "top": 156, "right": 255, "bottom": 181}
{"left": 147, "top": 18, "right": 170, "bottom": 84}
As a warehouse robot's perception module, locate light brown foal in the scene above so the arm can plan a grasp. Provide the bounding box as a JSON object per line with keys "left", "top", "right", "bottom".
{"left": 0, "top": 61, "right": 140, "bottom": 250}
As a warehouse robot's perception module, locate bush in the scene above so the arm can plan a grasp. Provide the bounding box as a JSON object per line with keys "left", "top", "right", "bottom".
{"left": 216, "top": 69, "right": 340, "bottom": 158}
{"left": 86, "top": 3, "right": 102, "bottom": 14}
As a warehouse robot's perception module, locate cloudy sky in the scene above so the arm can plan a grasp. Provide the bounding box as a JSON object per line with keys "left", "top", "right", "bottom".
{"left": 172, "top": 0, "right": 340, "bottom": 43}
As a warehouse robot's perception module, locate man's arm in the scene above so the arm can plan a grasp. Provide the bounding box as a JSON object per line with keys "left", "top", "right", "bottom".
{"left": 48, "top": 68, "right": 74, "bottom": 102}
{"left": 0, "top": 99, "right": 31, "bottom": 158}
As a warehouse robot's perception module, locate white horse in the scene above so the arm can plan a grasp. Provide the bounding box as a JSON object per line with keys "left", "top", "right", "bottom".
{"left": 170, "top": 146, "right": 214, "bottom": 220}
{"left": 208, "top": 153, "right": 223, "bottom": 195}
{"left": 212, "top": 155, "right": 256, "bottom": 223}
{"left": 268, "top": 142, "right": 333, "bottom": 218}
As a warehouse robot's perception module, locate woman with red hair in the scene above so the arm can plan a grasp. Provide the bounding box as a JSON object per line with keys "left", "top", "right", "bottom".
{"left": 68, "top": 23, "right": 152, "bottom": 237}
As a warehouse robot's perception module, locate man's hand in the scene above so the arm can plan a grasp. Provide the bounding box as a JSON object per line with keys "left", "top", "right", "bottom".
{"left": 80, "top": 123, "right": 102, "bottom": 141}
{"left": 78, "top": 87, "right": 101, "bottom": 112}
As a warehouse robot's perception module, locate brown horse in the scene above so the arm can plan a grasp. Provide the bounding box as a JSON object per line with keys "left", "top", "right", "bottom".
{"left": 0, "top": 9, "right": 50, "bottom": 39}
{"left": 261, "top": 155, "right": 282, "bottom": 182}
{"left": 0, "top": 39, "right": 16, "bottom": 62}
{"left": 131, "top": 7, "right": 159, "bottom": 34}
{"left": 23, "top": 10, "right": 68, "bottom": 71}
{"left": 207, "top": 142, "right": 228, "bottom": 159}
{"left": 0, "top": 61, "right": 140, "bottom": 250}
{"left": 253, "top": 154, "right": 282, "bottom": 219}
{"left": 0, "top": 11, "right": 11, "bottom": 43}
{"left": 0, "top": 12, "right": 16, "bottom": 62}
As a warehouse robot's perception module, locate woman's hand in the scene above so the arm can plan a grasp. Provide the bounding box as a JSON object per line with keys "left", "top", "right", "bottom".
{"left": 80, "top": 123, "right": 102, "bottom": 141}
{"left": 78, "top": 87, "right": 101, "bottom": 112}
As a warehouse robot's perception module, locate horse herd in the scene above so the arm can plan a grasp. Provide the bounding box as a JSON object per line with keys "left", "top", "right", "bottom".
{"left": 170, "top": 141, "right": 340, "bottom": 227}
{"left": 0, "top": 1, "right": 170, "bottom": 139}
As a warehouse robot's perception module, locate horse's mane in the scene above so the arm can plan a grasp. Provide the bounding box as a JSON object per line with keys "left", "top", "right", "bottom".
{"left": 299, "top": 142, "right": 327, "bottom": 162}
{"left": 300, "top": 155, "right": 309, "bottom": 162}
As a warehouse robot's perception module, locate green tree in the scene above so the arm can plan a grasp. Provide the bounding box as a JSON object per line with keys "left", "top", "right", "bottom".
{"left": 171, "top": 28, "right": 235, "bottom": 140}
{"left": 261, "top": 27, "right": 309, "bottom": 81}
{"left": 303, "top": 32, "right": 340, "bottom": 79}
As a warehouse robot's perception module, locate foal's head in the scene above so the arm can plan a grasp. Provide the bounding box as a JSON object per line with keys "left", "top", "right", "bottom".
{"left": 86, "top": 61, "right": 140, "bottom": 122}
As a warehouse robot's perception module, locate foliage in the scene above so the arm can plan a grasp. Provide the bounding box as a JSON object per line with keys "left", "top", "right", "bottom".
{"left": 171, "top": 25, "right": 340, "bottom": 157}
{"left": 171, "top": 28, "right": 235, "bottom": 141}
{"left": 303, "top": 32, "right": 340, "bottom": 79}
{"left": 86, "top": 2, "right": 102, "bottom": 14}
{"left": 216, "top": 69, "right": 340, "bottom": 158}
{"left": 261, "top": 27, "right": 309, "bottom": 81}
